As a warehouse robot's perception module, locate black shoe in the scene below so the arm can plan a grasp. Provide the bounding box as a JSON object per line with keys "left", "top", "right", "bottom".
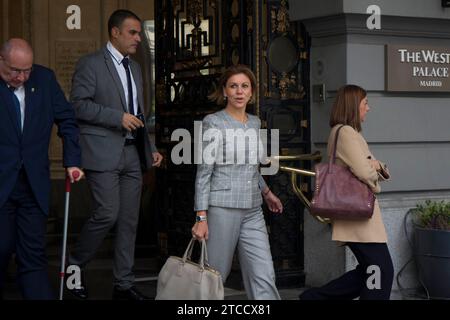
{"left": 112, "top": 286, "right": 150, "bottom": 300}
{"left": 65, "top": 265, "right": 88, "bottom": 300}
{"left": 67, "top": 286, "right": 88, "bottom": 300}
{"left": 299, "top": 288, "right": 322, "bottom": 300}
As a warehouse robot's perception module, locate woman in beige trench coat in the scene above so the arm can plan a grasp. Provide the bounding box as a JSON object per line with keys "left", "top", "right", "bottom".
{"left": 300, "top": 85, "right": 394, "bottom": 300}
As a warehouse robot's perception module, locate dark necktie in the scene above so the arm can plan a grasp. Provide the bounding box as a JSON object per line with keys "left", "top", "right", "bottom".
{"left": 8, "top": 86, "right": 22, "bottom": 130}
{"left": 121, "top": 57, "right": 135, "bottom": 115}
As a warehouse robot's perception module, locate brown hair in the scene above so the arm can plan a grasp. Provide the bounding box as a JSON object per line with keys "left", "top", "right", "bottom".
{"left": 329, "top": 84, "right": 367, "bottom": 132}
{"left": 209, "top": 64, "right": 256, "bottom": 105}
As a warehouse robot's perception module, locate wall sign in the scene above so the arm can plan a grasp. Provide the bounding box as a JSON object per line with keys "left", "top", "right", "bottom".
{"left": 55, "top": 40, "right": 96, "bottom": 97}
{"left": 386, "top": 45, "right": 450, "bottom": 92}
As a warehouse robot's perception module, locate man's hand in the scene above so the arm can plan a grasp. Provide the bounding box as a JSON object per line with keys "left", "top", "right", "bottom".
{"left": 152, "top": 152, "right": 163, "bottom": 167}
{"left": 263, "top": 189, "right": 283, "bottom": 214}
{"left": 122, "top": 113, "right": 144, "bottom": 132}
{"left": 66, "top": 167, "right": 84, "bottom": 183}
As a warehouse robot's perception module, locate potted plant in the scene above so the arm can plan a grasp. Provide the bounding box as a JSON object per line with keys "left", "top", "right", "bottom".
{"left": 412, "top": 200, "right": 450, "bottom": 299}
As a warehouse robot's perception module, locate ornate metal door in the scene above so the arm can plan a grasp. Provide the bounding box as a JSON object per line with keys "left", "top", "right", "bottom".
{"left": 154, "top": 0, "right": 256, "bottom": 256}
{"left": 257, "top": 0, "right": 311, "bottom": 287}
{"left": 154, "top": 0, "right": 312, "bottom": 288}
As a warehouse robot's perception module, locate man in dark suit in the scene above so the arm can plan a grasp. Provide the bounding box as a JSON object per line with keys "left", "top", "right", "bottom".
{"left": 68, "top": 9, "right": 162, "bottom": 300}
{"left": 0, "top": 38, "right": 83, "bottom": 300}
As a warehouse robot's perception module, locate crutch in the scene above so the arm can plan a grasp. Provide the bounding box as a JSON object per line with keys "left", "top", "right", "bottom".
{"left": 59, "top": 170, "right": 80, "bottom": 300}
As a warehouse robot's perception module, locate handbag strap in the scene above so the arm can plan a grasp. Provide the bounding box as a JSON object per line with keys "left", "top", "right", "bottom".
{"left": 182, "top": 238, "right": 208, "bottom": 270}
{"left": 199, "top": 239, "right": 208, "bottom": 269}
{"left": 328, "top": 125, "right": 345, "bottom": 172}
{"left": 182, "top": 238, "right": 196, "bottom": 262}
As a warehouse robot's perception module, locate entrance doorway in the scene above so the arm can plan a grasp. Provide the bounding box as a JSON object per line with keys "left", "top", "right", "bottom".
{"left": 153, "top": 0, "right": 312, "bottom": 289}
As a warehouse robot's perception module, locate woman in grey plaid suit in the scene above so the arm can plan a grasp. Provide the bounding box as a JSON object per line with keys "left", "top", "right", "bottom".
{"left": 191, "top": 65, "right": 283, "bottom": 300}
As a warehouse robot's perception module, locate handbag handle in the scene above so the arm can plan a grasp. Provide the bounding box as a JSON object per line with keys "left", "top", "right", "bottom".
{"left": 182, "top": 238, "right": 209, "bottom": 270}
{"left": 200, "top": 239, "right": 209, "bottom": 268}
{"left": 328, "top": 125, "right": 345, "bottom": 173}
{"left": 182, "top": 238, "right": 196, "bottom": 262}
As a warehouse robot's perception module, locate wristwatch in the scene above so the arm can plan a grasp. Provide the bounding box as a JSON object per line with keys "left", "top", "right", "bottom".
{"left": 196, "top": 215, "right": 207, "bottom": 222}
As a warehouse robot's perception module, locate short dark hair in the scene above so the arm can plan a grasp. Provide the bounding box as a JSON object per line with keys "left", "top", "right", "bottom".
{"left": 108, "top": 9, "right": 141, "bottom": 37}
{"left": 209, "top": 64, "right": 257, "bottom": 105}
{"left": 329, "top": 84, "right": 367, "bottom": 132}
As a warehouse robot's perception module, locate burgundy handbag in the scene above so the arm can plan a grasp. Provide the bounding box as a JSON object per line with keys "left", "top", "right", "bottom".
{"left": 310, "top": 125, "right": 375, "bottom": 220}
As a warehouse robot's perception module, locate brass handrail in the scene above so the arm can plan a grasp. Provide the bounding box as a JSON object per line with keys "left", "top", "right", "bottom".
{"left": 272, "top": 150, "right": 322, "bottom": 162}
{"left": 279, "top": 166, "right": 315, "bottom": 177}
{"left": 271, "top": 152, "right": 330, "bottom": 224}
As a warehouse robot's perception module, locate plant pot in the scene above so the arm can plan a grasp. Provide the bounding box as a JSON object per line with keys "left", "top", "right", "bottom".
{"left": 414, "top": 227, "right": 450, "bottom": 299}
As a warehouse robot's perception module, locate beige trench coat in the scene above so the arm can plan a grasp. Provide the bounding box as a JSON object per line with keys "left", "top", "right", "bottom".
{"left": 327, "top": 125, "right": 390, "bottom": 243}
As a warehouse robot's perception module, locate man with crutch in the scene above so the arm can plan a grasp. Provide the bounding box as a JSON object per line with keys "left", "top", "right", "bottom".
{"left": 0, "top": 38, "right": 83, "bottom": 300}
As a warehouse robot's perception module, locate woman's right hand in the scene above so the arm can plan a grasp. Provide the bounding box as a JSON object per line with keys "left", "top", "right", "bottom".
{"left": 191, "top": 211, "right": 209, "bottom": 240}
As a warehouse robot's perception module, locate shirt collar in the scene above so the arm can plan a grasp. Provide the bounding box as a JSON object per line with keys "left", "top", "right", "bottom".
{"left": 7, "top": 84, "right": 24, "bottom": 91}
{"left": 107, "top": 41, "right": 129, "bottom": 65}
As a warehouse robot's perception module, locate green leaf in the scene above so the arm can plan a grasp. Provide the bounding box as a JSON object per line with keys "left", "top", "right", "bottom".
{"left": 413, "top": 200, "right": 450, "bottom": 230}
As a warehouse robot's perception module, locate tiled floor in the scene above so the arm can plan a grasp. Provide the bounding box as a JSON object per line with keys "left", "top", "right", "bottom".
{"left": 3, "top": 256, "right": 427, "bottom": 300}
{"left": 2, "top": 255, "right": 305, "bottom": 300}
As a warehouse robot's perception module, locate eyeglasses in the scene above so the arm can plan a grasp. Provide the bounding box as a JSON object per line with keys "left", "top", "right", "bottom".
{"left": 0, "top": 58, "right": 32, "bottom": 76}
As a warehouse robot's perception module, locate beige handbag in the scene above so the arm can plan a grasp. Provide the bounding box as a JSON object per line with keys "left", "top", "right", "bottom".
{"left": 155, "top": 238, "right": 224, "bottom": 300}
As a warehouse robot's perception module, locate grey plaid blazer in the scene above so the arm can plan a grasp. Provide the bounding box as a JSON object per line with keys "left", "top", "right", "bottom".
{"left": 194, "top": 110, "right": 268, "bottom": 211}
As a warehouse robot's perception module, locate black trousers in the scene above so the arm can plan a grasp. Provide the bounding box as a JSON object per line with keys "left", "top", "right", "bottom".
{"left": 0, "top": 169, "right": 54, "bottom": 300}
{"left": 300, "top": 242, "right": 394, "bottom": 300}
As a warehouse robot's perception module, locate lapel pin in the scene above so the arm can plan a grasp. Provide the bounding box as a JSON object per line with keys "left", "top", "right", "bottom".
{"left": 31, "top": 87, "right": 35, "bottom": 92}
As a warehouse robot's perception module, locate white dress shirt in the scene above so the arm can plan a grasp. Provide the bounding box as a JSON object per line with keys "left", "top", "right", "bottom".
{"left": 106, "top": 41, "right": 138, "bottom": 115}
